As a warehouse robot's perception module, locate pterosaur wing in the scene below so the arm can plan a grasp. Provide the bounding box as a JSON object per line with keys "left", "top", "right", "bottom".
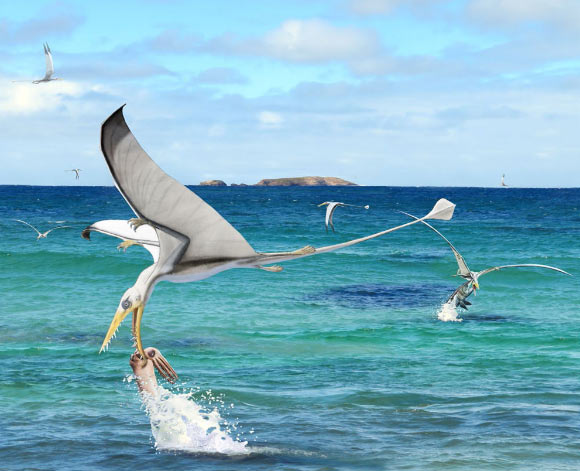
{"left": 14, "top": 219, "right": 42, "bottom": 236}
{"left": 398, "top": 211, "right": 470, "bottom": 277}
{"left": 43, "top": 43, "right": 54, "bottom": 79}
{"left": 326, "top": 202, "right": 341, "bottom": 231}
{"left": 100, "top": 106, "right": 257, "bottom": 267}
{"left": 81, "top": 219, "right": 160, "bottom": 262}
{"left": 476, "top": 264, "right": 571, "bottom": 278}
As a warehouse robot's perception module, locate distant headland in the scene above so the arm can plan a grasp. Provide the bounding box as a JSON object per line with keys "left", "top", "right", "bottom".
{"left": 199, "top": 176, "right": 357, "bottom": 186}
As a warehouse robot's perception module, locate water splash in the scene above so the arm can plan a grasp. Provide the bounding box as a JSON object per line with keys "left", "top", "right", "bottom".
{"left": 437, "top": 301, "right": 463, "bottom": 322}
{"left": 136, "top": 381, "right": 249, "bottom": 455}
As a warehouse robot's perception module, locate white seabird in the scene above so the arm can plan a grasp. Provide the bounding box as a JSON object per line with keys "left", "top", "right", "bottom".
{"left": 399, "top": 211, "right": 571, "bottom": 309}
{"left": 318, "top": 201, "right": 370, "bottom": 232}
{"left": 15, "top": 219, "right": 71, "bottom": 239}
{"left": 86, "top": 105, "right": 456, "bottom": 363}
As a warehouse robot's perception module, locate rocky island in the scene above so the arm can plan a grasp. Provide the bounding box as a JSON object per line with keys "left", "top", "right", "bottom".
{"left": 199, "top": 179, "right": 227, "bottom": 186}
{"left": 199, "top": 176, "right": 357, "bottom": 186}
{"left": 254, "top": 176, "right": 357, "bottom": 186}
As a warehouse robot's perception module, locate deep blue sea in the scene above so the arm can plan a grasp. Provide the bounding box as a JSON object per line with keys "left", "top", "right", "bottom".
{"left": 0, "top": 185, "right": 579, "bottom": 471}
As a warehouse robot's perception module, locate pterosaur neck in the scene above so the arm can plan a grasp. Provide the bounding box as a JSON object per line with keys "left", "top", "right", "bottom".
{"left": 135, "top": 264, "right": 161, "bottom": 303}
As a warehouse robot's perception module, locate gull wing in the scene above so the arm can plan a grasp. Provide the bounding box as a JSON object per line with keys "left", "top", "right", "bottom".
{"left": 257, "top": 199, "right": 455, "bottom": 265}
{"left": 43, "top": 43, "right": 54, "bottom": 80}
{"left": 100, "top": 106, "right": 256, "bottom": 270}
{"left": 398, "top": 211, "right": 470, "bottom": 277}
{"left": 82, "top": 219, "right": 160, "bottom": 262}
{"left": 476, "top": 264, "right": 571, "bottom": 278}
{"left": 14, "top": 219, "right": 42, "bottom": 236}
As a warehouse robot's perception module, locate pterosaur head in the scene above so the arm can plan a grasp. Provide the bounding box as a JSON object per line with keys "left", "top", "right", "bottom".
{"left": 100, "top": 286, "right": 147, "bottom": 362}
{"left": 318, "top": 201, "right": 330, "bottom": 207}
{"left": 471, "top": 273, "right": 480, "bottom": 292}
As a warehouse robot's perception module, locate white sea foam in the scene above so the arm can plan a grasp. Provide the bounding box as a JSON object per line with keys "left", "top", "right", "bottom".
{"left": 437, "top": 302, "right": 463, "bottom": 322}
{"left": 140, "top": 385, "right": 249, "bottom": 455}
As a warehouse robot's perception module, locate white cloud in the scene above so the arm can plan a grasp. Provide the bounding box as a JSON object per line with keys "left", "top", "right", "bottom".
{"left": 261, "top": 19, "right": 379, "bottom": 62}
{"left": 348, "top": 0, "right": 404, "bottom": 15}
{"left": 203, "top": 19, "right": 380, "bottom": 64}
{"left": 195, "top": 67, "right": 247, "bottom": 84}
{"left": 258, "top": 110, "right": 283, "bottom": 128}
{"left": 0, "top": 80, "right": 87, "bottom": 114}
{"left": 467, "top": 0, "right": 580, "bottom": 29}
{"left": 208, "top": 124, "right": 226, "bottom": 137}
{"left": 347, "top": 0, "right": 445, "bottom": 16}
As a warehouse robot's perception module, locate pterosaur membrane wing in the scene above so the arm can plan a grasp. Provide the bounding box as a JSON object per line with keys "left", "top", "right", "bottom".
{"left": 43, "top": 43, "right": 54, "bottom": 79}
{"left": 100, "top": 106, "right": 257, "bottom": 272}
{"left": 476, "top": 264, "right": 571, "bottom": 278}
{"left": 82, "top": 219, "right": 160, "bottom": 262}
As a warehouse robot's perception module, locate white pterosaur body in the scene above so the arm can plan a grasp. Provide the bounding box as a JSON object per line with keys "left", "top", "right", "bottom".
{"left": 318, "top": 201, "right": 369, "bottom": 232}
{"left": 13, "top": 43, "right": 59, "bottom": 84}
{"left": 399, "top": 212, "right": 571, "bottom": 309}
{"left": 15, "top": 219, "right": 71, "bottom": 239}
{"left": 88, "top": 106, "right": 456, "bottom": 362}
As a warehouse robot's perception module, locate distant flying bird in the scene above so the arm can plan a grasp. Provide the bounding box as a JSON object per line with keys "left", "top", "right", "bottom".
{"left": 13, "top": 43, "right": 59, "bottom": 84}
{"left": 318, "top": 201, "right": 370, "bottom": 232}
{"left": 501, "top": 174, "right": 509, "bottom": 188}
{"left": 14, "top": 219, "right": 71, "bottom": 239}
{"left": 399, "top": 211, "right": 571, "bottom": 310}
{"left": 67, "top": 169, "right": 82, "bottom": 180}
{"left": 86, "top": 105, "right": 455, "bottom": 364}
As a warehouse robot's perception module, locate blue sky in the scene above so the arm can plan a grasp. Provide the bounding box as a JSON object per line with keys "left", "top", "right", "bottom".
{"left": 1, "top": 0, "right": 579, "bottom": 186}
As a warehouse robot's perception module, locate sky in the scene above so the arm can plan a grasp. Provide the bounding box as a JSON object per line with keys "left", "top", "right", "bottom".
{"left": 0, "top": 0, "right": 579, "bottom": 187}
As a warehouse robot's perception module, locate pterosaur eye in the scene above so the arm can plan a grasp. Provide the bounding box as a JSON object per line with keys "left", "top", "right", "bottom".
{"left": 122, "top": 299, "right": 131, "bottom": 310}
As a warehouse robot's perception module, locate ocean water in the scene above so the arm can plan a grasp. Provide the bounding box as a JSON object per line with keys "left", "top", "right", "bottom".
{"left": 0, "top": 185, "right": 579, "bottom": 471}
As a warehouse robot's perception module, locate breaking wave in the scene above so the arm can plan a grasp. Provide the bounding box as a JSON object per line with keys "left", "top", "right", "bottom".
{"left": 126, "top": 377, "right": 250, "bottom": 455}
{"left": 437, "top": 301, "right": 463, "bottom": 322}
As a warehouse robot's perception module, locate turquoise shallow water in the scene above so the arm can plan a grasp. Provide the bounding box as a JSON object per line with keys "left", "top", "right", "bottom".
{"left": 0, "top": 185, "right": 579, "bottom": 470}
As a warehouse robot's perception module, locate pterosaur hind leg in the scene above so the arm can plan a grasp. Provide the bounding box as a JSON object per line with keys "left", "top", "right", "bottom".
{"left": 292, "top": 245, "right": 316, "bottom": 255}
{"left": 128, "top": 218, "right": 148, "bottom": 230}
{"left": 117, "top": 240, "right": 143, "bottom": 252}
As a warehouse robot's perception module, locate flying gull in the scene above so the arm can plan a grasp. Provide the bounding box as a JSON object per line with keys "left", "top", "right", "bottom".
{"left": 85, "top": 105, "right": 456, "bottom": 363}
{"left": 318, "top": 201, "right": 370, "bottom": 232}
{"left": 399, "top": 211, "right": 571, "bottom": 309}
{"left": 15, "top": 219, "right": 71, "bottom": 239}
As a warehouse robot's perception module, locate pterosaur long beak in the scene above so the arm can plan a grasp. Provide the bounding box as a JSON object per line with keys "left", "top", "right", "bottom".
{"left": 132, "top": 305, "right": 147, "bottom": 365}
{"left": 99, "top": 306, "right": 132, "bottom": 353}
